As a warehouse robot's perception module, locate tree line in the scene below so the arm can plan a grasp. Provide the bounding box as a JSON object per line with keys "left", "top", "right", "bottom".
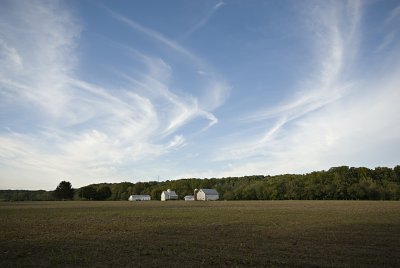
{"left": 1, "top": 166, "right": 399, "bottom": 201}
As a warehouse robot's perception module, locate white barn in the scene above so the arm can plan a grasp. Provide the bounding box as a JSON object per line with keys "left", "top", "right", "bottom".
{"left": 128, "top": 195, "right": 151, "bottom": 201}
{"left": 184, "top": 195, "right": 194, "bottom": 201}
{"left": 196, "top": 189, "right": 219, "bottom": 201}
{"left": 161, "top": 189, "right": 178, "bottom": 201}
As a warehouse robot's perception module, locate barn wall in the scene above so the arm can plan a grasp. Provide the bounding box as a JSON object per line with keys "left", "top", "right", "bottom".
{"left": 206, "top": 195, "right": 219, "bottom": 201}
{"left": 197, "top": 192, "right": 205, "bottom": 200}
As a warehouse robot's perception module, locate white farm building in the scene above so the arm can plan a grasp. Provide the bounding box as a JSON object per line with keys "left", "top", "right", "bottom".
{"left": 196, "top": 189, "right": 219, "bottom": 201}
{"left": 184, "top": 195, "right": 194, "bottom": 201}
{"left": 161, "top": 189, "right": 178, "bottom": 201}
{"left": 128, "top": 195, "right": 151, "bottom": 201}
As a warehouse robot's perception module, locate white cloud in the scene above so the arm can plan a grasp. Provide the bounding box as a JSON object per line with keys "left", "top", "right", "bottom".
{"left": 376, "top": 31, "right": 397, "bottom": 52}
{"left": 0, "top": 3, "right": 82, "bottom": 128}
{"left": 211, "top": 0, "right": 399, "bottom": 175}
{"left": 106, "top": 7, "right": 230, "bottom": 108}
{"left": 217, "top": 1, "right": 360, "bottom": 162}
{"left": 166, "top": 135, "right": 186, "bottom": 150}
{"left": 0, "top": 0, "right": 230, "bottom": 189}
{"left": 103, "top": 5, "right": 197, "bottom": 62}
{"left": 181, "top": 1, "right": 225, "bottom": 40}
{"left": 211, "top": 71, "right": 400, "bottom": 178}
{"left": 0, "top": 39, "right": 22, "bottom": 68}
{"left": 102, "top": 6, "right": 230, "bottom": 126}
{"left": 118, "top": 53, "right": 221, "bottom": 137}
{"left": 385, "top": 5, "right": 400, "bottom": 24}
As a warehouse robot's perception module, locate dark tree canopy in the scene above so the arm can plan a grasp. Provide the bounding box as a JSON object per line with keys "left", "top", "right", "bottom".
{"left": 96, "top": 186, "right": 112, "bottom": 200}
{"left": 54, "top": 181, "right": 74, "bottom": 200}
{"left": 80, "top": 186, "right": 97, "bottom": 200}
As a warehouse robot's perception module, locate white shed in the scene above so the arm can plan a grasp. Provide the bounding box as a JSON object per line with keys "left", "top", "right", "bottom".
{"left": 161, "top": 189, "right": 178, "bottom": 201}
{"left": 184, "top": 195, "right": 194, "bottom": 201}
{"left": 128, "top": 195, "right": 151, "bottom": 201}
{"left": 196, "top": 189, "right": 219, "bottom": 201}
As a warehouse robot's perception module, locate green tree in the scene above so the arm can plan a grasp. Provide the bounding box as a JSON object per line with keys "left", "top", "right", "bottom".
{"left": 222, "top": 190, "right": 235, "bottom": 200}
{"left": 96, "top": 186, "right": 112, "bottom": 200}
{"left": 54, "top": 181, "right": 74, "bottom": 200}
{"left": 80, "top": 186, "right": 97, "bottom": 200}
{"left": 392, "top": 165, "right": 400, "bottom": 182}
{"left": 373, "top": 167, "right": 392, "bottom": 181}
{"left": 150, "top": 187, "right": 163, "bottom": 200}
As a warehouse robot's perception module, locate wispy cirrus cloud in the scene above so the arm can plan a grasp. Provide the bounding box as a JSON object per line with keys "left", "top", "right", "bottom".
{"left": 377, "top": 4, "right": 400, "bottom": 52}
{"left": 375, "top": 31, "right": 397, "bottom": 52}
{"left": 180, "top": 1, "right": 226, "bottom": 40}
{"left": 213, "top": 65, "right": 400, "bottom": 177}
{"left": 101, "top": 6, "right": 230, "bottom": 130}
{"left": 212, "top": 0, "right": 400, "bottom": 178}
{"left": 0, "top": 0, "right": 229, "bottom": 189}
{"left": 215, "top": 1, "right": 361, "bottom": 161}
{"left": 385, "top": 4, "right": 400, "bottom": 24}
{"left": 104, "top": 6, "right": 196, "bottom": 61}
{"left": 0, "top": 0, "right": 79, "bottom": 119}
{"left": 209, "top": 0, "right": 398, "bottom": 175}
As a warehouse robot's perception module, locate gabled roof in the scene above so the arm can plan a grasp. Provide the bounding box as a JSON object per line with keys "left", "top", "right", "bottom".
{"left": 168, "top": 191, "right": 178, "bottom": 197}
{"left": 162, "top": 190, "right": 178, "bottom": 197}
{"left": 200, "top": 189, "right": 219, "bottom": 195}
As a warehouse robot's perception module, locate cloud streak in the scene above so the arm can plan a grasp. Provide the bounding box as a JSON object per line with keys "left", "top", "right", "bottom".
{"left": 103, "top": 5, "right": 199, "bottom": 64}
{"left": 102, "top": 5, "right": 230, "bottom": 116}
{"left": 0, "top": 0, "right": 229, "bottom": 189}
{"left": 219, "top": 1, "right": 361, "bottom": 161}
{"left": 181, "top": 1, "right": 225, "bottom": 40}
{"left": 210, "top": 0, "right": 398, "bottom": 175}
{"left": 385, "top": 4, "right": 400, "bottom": 24}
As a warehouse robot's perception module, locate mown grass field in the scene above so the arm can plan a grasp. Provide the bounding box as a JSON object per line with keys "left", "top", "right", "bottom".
{"left": 1, "top": 201, "right": 399, "bottom": 267}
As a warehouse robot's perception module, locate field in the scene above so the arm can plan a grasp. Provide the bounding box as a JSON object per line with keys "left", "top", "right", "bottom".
{"left": 1, "top": 201, "right": 399, "bottom": 267}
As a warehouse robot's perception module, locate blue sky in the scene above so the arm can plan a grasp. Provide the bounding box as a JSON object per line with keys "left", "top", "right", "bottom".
{"left": 1, "top": 0, "right": 400, "bottom": 190}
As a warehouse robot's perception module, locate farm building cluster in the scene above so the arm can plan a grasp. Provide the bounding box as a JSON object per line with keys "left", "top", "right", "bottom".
{"left": 128, "top": 195, "right": 151, "bottom": 201}
{"left": 128, "top": 188, "right": 219, "bottom": 201}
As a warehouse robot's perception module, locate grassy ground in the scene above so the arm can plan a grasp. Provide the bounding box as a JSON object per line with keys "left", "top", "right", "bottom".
{"left": 0, "top": 201, "right": 399, "bottom": 267}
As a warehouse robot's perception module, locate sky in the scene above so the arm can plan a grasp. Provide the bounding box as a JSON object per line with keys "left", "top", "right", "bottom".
{"left": 1, "top": 0, "right": 400, "bottom": 190}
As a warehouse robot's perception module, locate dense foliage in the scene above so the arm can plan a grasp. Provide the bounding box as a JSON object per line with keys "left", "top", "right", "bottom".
{"left": 1, "top": 166, "right": 399, "bottom": 201}
{"left": 95, "top": 186, "right": 112, "bottom": 200}
{"left": 53, "top": 181, "right": 74, "bottom": 200}
{"left": 0, "top": 190, "right": 56, "bottom": 201}
{"left": 79, "top": 186, "right": 97, "bottom": 200}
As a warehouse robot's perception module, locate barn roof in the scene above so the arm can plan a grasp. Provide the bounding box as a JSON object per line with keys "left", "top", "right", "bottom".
{"left": 169, "top": 191, "right": 178, "bottom": 196}
{"left": 163, "top": 190, "right": 178, "bottom": 197}
{"left": 200, "top": 189, "right": 219, "bottom": 195}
